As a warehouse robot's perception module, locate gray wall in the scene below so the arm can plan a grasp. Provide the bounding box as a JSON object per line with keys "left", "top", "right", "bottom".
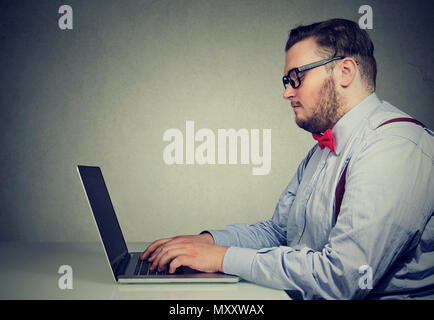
{"left": 1, "top": 0, "right": 433, "bottom": 242}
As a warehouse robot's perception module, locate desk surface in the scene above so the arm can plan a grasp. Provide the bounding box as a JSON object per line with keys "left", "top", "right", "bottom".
{"left": 0, "top": 242, "right": 289, "bottom": 300}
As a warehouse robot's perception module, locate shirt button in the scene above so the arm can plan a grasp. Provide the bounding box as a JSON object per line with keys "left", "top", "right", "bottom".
{"left": 306, "top": 194, "right": 310, "bottom": 200}
{"left": 321, "top": 160, "right": 326, "bottom": 165}
{"left": 298, "top": 232, "right": 302, "bottom": 236}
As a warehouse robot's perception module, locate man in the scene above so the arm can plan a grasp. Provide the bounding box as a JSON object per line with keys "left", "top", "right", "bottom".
{"left": 141, "top": 19, "right": 434, "bottom": 299}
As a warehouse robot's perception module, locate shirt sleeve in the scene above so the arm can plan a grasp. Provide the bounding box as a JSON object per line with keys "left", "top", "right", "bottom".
{"left": 220, "top": 128, "right": 434, "bottom": 299}
{"left": 204, "top": 146, "right": 316, "bottom": 249}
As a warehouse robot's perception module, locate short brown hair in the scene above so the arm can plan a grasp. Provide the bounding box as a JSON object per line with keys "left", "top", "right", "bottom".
{"left": 285, "top": 19, "right": 377, "bottom": 91}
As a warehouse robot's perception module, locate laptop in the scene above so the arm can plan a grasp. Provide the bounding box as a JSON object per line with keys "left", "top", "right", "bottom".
{"left": 77, "top": 165, "right": 239, "bottom": 283}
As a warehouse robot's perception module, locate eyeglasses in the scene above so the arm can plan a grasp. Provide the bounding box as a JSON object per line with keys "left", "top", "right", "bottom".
{"left": 282, "top": 56, "right": 345, "bottom": 89}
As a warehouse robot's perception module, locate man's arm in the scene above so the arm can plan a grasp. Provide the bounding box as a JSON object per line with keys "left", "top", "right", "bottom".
{"left": 221, "top": 130, "right": 433, "bottom": 298}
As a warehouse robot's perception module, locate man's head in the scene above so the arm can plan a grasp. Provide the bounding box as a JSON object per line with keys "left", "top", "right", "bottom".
{"left": 283, "top": 19, "right": 377, "bottom": 133}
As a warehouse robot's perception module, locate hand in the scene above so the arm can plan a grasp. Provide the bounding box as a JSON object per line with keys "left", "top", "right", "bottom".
{"left": 140, "top": 233, "right": 214, "bottom": 261}
{"left": 140, "top": 234, "right": 228, "bottom": 274}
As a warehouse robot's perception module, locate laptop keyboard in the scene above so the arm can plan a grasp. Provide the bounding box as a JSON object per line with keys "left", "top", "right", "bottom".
{"left": 133, "top": 255, "right": 185, "bottom": 276}
{"left": 134, "top": 259, "right": 167, "bottom": 276}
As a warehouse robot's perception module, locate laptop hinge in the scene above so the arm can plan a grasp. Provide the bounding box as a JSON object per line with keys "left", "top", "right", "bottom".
{"left": 112, "top": 251, "right": 130, "bottom": 279}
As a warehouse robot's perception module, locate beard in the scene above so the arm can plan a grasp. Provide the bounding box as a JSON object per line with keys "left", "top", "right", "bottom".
{"left": 295, "top": 77, "right": 344, "bottom": 134}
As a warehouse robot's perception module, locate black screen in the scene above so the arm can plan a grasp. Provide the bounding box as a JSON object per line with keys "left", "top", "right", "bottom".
{"left": 77, "top": 165, "right": 128, "bottom": 272}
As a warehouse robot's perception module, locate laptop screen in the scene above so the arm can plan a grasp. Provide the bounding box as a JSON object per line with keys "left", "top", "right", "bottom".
{"left": 77, "top": 165, "right": 128, "bottom": 269}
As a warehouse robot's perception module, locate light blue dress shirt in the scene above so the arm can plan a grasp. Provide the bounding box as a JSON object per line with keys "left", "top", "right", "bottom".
{"left": 207, "top": 93, "right": 434, "bottom": 299}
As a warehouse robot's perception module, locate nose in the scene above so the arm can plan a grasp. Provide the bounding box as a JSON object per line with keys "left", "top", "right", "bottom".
{"left": 283, "top": 85, "right": 296, "bottom": 100}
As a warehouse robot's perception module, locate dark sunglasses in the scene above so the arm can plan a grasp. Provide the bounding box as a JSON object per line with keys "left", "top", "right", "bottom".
{"left": 282, "top": 56, "right": 346, "bottom": 89}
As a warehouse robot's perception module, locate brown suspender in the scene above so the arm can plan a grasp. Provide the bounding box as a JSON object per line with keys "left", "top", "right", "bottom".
{"left": 304, "top": 117, "right": 427, "bottom": 225}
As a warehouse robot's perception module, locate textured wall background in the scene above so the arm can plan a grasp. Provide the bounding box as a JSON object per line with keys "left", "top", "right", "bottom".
{"left": 0, "top": 0, "right": 433, "bottom": 242}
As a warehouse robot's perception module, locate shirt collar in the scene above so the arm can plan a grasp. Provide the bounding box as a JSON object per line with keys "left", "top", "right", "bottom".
{"left": 331, "top": 93, "right": 381, "bottom": 155}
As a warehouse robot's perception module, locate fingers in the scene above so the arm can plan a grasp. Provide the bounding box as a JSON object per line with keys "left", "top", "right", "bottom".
{"left": 147, "top": 240, "right": 179, "bottom": 262}
{"left": 169, "top": 256, "right": 189, "bottom": 274}
{"left": 150, "top": 243, "right": 191, "bottom": 271}
{"left": 151, "top": 246, "right": 186, "bottom": 272}
{"left": 140, "top": 237, "right": 172, "bottom": 260}
{"left": 141, "top": 236, "right": 190, "bottom": 261}
{"left": 142, "top": 240, "right": 226, "bottom": 274}
{"left": 141, "top": 235, "right": 211, "bottom": 261}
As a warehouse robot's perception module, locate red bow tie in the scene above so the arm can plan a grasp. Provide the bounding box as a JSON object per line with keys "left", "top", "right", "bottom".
{"left": 312, "top": 129, "right": 336, "bottom": 153}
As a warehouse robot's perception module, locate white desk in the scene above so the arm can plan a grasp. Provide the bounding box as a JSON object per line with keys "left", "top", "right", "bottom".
{"left": 0, "top": 242, "right": 289, "bottom": 300}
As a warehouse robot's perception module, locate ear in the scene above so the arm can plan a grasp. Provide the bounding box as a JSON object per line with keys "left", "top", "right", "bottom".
{"left": 336, "top": 58, "right": 358, "bottom": 88}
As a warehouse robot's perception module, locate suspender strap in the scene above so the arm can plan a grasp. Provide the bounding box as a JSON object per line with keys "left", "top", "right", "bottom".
{"left": 376, "top": 117, "right": 426, "bottom": 129}
{"left": 304, "top": 151, "right": 314, "bottom": 169}
{"left": 333, "top": 117, "right": 426, "bottom": 224}
{"left": 334, "top": 163, "right": 348, "bottom": 224}
{"left": 304, "top": 118, "right": 426, "bottom": 170}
